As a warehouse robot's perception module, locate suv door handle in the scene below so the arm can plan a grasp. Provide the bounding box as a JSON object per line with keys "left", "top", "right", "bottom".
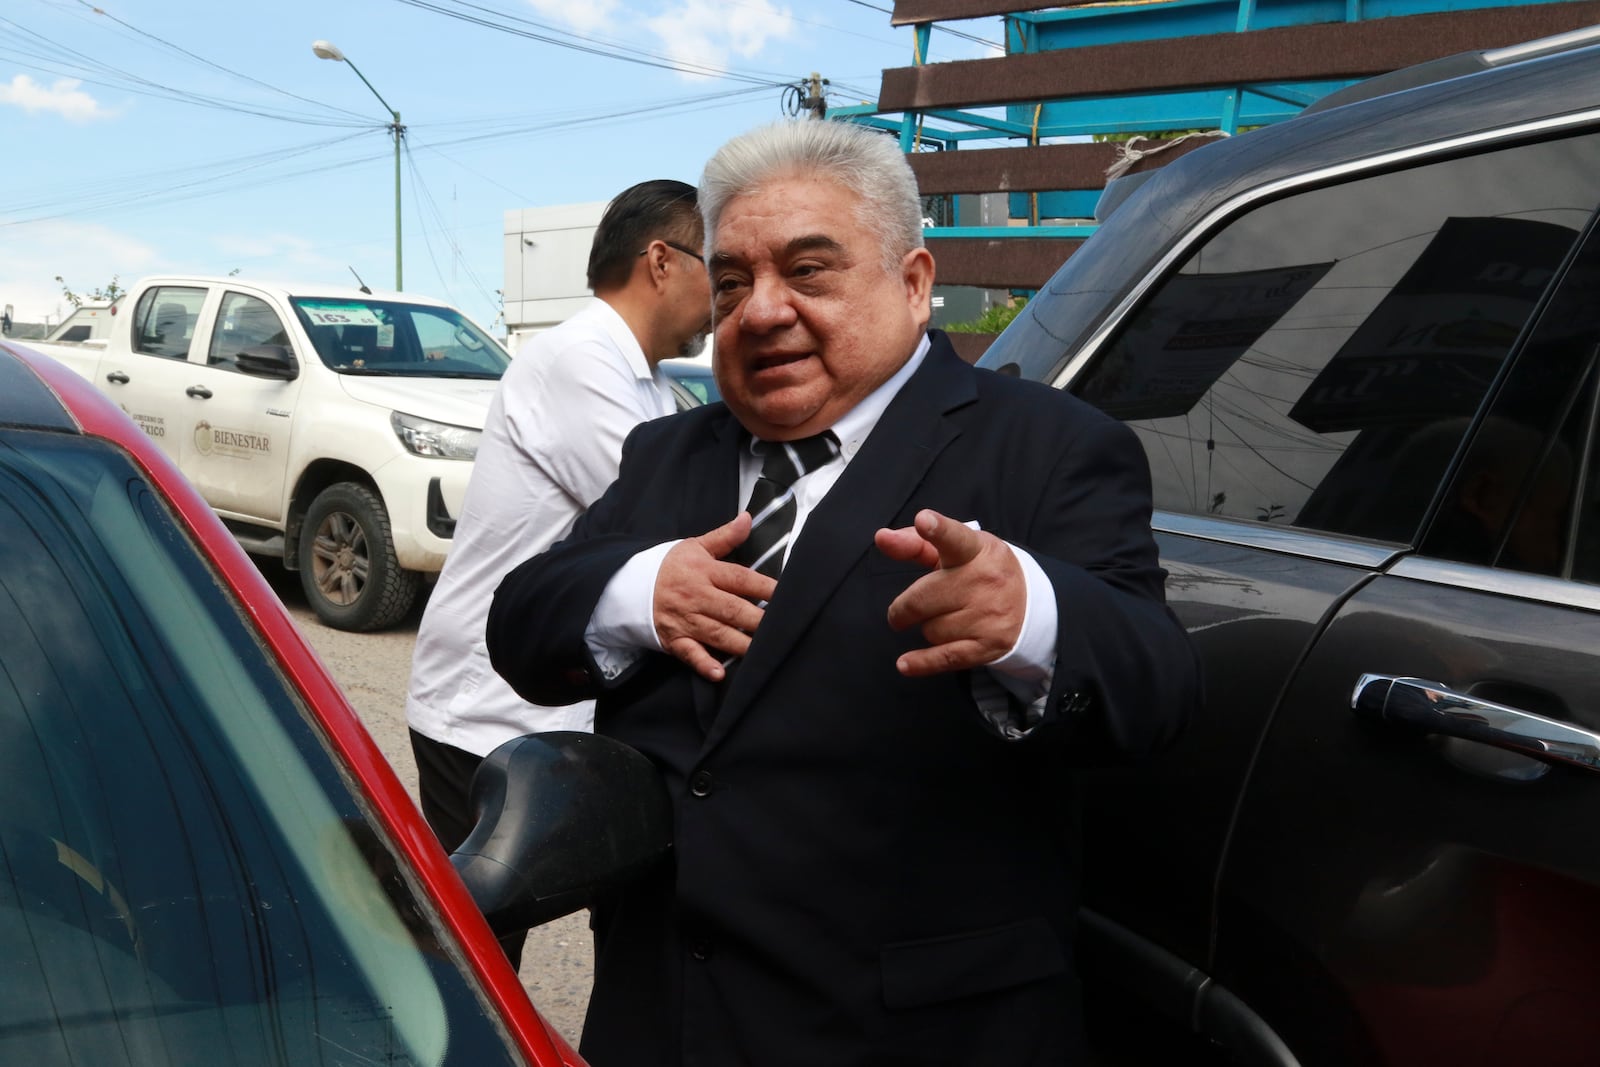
{"left": 185, "top": 385, "right": 213, "bottom": 399}
{"left": 1351, "top": 673, "right": 1600, "bottom": 773}
{"left": 106, "top": 370, "right": 129, "bottom": 385}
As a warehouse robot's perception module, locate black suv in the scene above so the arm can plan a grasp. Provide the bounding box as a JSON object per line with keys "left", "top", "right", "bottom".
{"left": 981, "top": 28, "right": 1600, "bottom": 1067}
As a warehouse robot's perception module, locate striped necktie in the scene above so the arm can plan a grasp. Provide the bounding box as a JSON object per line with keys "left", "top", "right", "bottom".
{"left": 727, "top": 431, "right": 841, "bottom": 578}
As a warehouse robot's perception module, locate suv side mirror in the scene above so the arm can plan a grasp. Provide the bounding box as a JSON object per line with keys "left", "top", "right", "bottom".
{"left": 450, "top": 731, "right": 673, "bottom": 932}
{"left": 234, "top": 343, "right": 299, "bottom": 381}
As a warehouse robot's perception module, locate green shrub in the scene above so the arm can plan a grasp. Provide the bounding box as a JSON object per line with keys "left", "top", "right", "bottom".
{"left": 944, "top": 297, "right": 1028, "bottom": 334}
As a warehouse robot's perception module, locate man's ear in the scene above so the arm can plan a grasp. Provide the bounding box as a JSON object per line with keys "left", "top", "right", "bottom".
{"left": 639, "top": 241, "right": 670, "bottom": 289}
{"left": 902, "top": 247, "right": 935, "bottom": 325}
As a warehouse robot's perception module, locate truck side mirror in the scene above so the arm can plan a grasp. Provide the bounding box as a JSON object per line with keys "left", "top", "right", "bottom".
{"left": 450, "top": 731, "right": 673, "bottom": 932}
{"left": 234, "top": 343, "right": 299, "bottom": 381}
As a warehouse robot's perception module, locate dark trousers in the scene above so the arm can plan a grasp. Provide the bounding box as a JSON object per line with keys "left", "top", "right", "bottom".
{"left": 409, "top": 728, "right": 529, "bottom": 969}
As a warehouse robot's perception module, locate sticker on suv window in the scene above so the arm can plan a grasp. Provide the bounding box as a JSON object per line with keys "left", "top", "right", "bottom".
{"left": 300, "top": 303, "right": 383, "bottom": 327}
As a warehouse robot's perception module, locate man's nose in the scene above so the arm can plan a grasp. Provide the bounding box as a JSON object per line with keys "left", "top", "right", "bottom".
{"left": 739, "top": 275, "right": 798, "bottom": 332}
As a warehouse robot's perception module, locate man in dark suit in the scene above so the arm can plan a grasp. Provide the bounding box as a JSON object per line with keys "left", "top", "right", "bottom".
{"left": 488, "top": 119, "right": 1201, "bottom": 1066}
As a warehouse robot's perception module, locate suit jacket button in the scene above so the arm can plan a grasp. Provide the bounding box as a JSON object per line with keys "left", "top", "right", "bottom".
{"left": 689, "top": 770, "right": 714, "bottom": 797}
{"left": 690, "top": 938, "right": 714, "bottom": 961}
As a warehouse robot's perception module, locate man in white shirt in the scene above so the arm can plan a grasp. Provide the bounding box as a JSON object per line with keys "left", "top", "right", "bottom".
{"left": 405, "top": 178, "right": 710, "bottom": 964}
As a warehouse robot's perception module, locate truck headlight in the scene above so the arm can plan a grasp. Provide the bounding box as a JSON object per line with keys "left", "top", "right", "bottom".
{"left": 391, "top": 412, "right": 480, "bottom": 460}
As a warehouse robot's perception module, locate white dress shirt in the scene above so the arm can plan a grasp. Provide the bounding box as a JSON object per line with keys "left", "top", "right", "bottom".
{"left": 586, "top": 335, "right": 1058, "bottom": 733}
{"left": 406, "top": 299, "right": 675, "bottom": 756}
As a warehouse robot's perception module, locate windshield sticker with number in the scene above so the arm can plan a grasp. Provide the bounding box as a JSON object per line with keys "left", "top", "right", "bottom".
{"left": 300, "top": 303, "right": 383, "bottom": 328}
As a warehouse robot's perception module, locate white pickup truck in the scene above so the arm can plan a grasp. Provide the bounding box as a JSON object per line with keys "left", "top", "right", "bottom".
{"left": 40, "top": 298, "right": 122, "bottom": 344}
{"left": 35, "top": 275, "right": 509, "bottom": 631}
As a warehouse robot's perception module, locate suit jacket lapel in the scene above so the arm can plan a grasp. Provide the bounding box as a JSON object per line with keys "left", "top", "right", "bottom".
{"left": 706, "top": 337, "right": 978, "bottom": 750}
{"left": 680, "top": 408, "right": 746, "bottom": 533}
{"left": 683, "top": 410, "right": 746, "bottom": 732}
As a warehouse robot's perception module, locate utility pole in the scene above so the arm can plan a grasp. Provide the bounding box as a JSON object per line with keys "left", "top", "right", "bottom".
{"left": 314, "top": 40, "right": 405, "bottom": 290}
{"left": 804, "top": 72, "right": 829, "bottom": 119}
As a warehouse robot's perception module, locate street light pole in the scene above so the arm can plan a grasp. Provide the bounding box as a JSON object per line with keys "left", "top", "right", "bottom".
{"left": 312, "top": 40, "right": 404, "bottom": 290}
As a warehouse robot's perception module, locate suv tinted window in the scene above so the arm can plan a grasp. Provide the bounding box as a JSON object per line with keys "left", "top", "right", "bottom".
{"left": 1422, "top": 219, "right": 1600, "bottom": 579}
{"left": 1073, "top": 131, "right": 1600, "bottom": 541}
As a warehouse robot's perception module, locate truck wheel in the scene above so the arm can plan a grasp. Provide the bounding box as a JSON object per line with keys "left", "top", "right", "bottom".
{"left": 299, "top": 482, "right": 420, "bottom": 632}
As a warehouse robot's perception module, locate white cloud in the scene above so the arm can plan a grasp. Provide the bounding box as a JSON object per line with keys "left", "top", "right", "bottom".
{"left": 0, "top": 220, "right": 157, "bottom": 326}
{"left": 210, "top": 233, "right": 350, "bottom": 278}
{"left": 523, "top": 0, "right": 622, "bottom": 35}
{"left": 518, "top": 0, "right": 793, "bottom": 79}
{"left": 0, "top": 75, "right": 112, "bottom": 123}
{"left": 646, "top": 0, "right": 795, "bottom": 76}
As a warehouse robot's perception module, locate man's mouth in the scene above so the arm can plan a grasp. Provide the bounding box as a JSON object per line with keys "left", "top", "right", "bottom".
{"left": 751, "top": 352, "right": 810, "bottom": 373}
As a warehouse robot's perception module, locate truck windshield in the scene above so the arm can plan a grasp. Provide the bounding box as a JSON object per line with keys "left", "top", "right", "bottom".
{"left": 291, "top": 298, "right": 510, "bottom": 379}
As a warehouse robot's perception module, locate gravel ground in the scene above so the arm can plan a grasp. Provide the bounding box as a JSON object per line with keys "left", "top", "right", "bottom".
{"left": 258, "top": 561, "right": 594, "bottom": 1046}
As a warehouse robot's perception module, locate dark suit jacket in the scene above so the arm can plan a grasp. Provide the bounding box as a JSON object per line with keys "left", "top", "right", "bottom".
{"left": 488, "top": 332, "right": 1200, "bottom": 1067}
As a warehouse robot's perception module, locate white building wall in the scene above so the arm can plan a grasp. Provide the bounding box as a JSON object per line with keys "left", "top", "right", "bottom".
{"left": 503, "top": 201, "right": 605, "bottom": 352}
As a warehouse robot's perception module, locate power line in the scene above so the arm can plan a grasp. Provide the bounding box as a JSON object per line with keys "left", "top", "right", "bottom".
{"left": 0, "top": 131, "right": 379, "bottom": 226}
{"left": 0, "top": 86, "right": 775, "bottom": 227}
{"left": 412, "top": 83, "right": 772, "bottom": 136}
{"left": 0, "top": 16, "right": 373, "bottom": 127}
{"left": 836, "top": 0, "right": 1004, "bottom": 50}
{"left": 68, "top": 0, "right": 371, "bottom": 121}
{"left": 386, "top": 0, "right": 794, "bottom": 86}
{"left": 408, "top": 84, "right": 775, "bottom": 163}
{"left": 404, "top": 142, "right": 498, "bottom": 313}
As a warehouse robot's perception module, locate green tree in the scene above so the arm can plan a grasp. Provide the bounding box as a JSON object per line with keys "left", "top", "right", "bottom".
{"left": 54, "top": 274, "right": 126, "bottom": 308}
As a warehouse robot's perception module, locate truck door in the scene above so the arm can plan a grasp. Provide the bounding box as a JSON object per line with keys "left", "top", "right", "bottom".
{"left": 94, "top": 285, "right": 209, "bottom": 465}
{"left": 178, "top": 290, "right": 302, "bottom": 523}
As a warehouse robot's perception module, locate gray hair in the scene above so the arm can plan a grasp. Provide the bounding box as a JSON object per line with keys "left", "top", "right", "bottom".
{"left": 700, "top": 120, "right": 924, "bottom": 271}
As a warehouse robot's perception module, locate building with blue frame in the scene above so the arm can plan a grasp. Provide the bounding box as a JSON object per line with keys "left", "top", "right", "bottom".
{"left": 839, "top": 0, "right": 1600, "bottom": 348}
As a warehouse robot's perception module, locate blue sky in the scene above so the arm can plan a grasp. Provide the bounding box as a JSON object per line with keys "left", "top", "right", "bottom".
{"left": 1, "top": 0, "right": 1000, "bottom": 334}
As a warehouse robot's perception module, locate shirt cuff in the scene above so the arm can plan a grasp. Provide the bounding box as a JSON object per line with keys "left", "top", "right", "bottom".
{"left": 972, "top": 542, "right": 1058, "bottom": 739}
{"left": 988, "top": 542, "right": 1056, "bottom": 688}
{"left": 584, "top": 540, "right": 677, "bottom": 681}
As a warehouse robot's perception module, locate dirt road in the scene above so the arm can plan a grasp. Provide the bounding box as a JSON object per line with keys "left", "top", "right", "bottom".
{"left": 258, "top": 562, "right": 594, "bottom": 1046}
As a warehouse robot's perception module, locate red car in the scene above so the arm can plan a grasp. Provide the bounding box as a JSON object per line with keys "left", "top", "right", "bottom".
{"left": 0, "top": 338, "right": 667, "bottom": 1065}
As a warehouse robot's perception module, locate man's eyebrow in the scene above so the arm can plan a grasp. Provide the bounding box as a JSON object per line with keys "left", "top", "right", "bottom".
{"left": 783, "top": 234, "right": 845, "bottom": 257}
{"left": 708, "top": 234, "right": 847, "bottom": 268}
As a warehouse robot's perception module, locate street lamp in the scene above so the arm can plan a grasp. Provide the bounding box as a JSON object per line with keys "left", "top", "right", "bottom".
{"left": 313, "top": 39, "right": 404, "bottom": 290}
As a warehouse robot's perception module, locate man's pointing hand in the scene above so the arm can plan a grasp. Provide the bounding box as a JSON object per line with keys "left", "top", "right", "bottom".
{"left": 875, "top": 509, "right": 1026, "bottom": 677}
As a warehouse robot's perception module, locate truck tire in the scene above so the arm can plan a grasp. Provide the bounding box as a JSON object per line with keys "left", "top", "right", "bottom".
{"left": 299, "top": 482, "right": 420, "bottom": 632}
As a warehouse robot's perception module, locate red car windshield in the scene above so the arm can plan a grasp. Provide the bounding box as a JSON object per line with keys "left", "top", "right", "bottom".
{"left": 0, "top": 427, "right": 523, "bottom": 1066}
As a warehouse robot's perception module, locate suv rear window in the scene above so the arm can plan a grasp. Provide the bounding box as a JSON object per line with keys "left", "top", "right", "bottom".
{"left": 1073, "top": 130, "right": 1600, "bottom": 543}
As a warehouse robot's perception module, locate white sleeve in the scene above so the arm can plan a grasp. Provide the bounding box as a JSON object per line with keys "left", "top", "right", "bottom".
{"left": 583, "top": 541, "right": 677, "bottom": 681}
{"left": 971, "top": 542, "right": 1057, "bottom": 740}
{"left": 514, "top": 339, "right": 660, "bottom": 508}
